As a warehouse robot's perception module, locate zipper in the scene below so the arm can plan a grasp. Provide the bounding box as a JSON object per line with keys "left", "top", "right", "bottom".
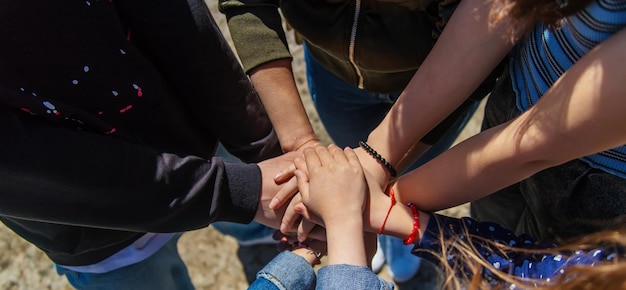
{"left": 348, "top": 0, "right": 364, "bottom": 89}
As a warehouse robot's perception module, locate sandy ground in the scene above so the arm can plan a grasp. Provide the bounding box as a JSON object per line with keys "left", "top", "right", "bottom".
{"left": 0, "top": 2, "right": 482, "bottom": 289}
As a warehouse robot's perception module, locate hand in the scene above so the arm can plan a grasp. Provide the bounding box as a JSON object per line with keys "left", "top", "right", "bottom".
{"left": 278, "top": 193, "right": 324, "bottom": 241}
{"left": 254, "top": 151, "right": 301, "bottom": 229}
{"left": 269, "top": 138, "right": 323, "bottom": 210}
{"left": 296, "top": 144, "right": 370, "bottom": 266}
{"left": 294, "top": 144, "right": 367, "bottom": 224}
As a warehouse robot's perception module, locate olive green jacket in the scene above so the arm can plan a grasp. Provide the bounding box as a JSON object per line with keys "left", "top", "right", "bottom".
{"left": 218, "top": 0, "right": 460, "bottom": 94}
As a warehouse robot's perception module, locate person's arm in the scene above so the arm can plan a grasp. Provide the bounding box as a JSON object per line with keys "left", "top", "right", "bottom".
{"left": 356, "top": 0, "right": 519, "bottom": 187}
{"left": 0, "top": 109, "right": 262, "bottom": 232}
{"left": 295, "top": 145, "right": 368, "bottom": 266}
{"left": 395, "top": 27, "right": 626, "bottom": 211}
{"left": 294, "top": 145, "right": 395, "bottom": 290}
{"left": 365, "top": 188, "right": 616, "bottom": 283}
{"left": 249, "top": 61, "right": 320, "bottom": 152}
{"left": 219, "top": 0, "right": 319, "bottom": 152}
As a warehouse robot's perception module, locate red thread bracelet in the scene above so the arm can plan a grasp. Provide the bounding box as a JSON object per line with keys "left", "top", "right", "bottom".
{"left": 403, "top": 203, "right": 420, "bottom": 245}
{"left": 378, "top": 187, "right": 396, "bottom": 234}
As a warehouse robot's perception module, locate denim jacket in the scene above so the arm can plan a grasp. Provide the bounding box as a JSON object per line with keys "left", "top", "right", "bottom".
{"left": 248, "top": 251, "right": 394, "bottom": 290}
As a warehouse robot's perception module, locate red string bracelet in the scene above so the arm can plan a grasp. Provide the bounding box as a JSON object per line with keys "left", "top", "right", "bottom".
{"left": 377, "top": 187, "right": 396, "bottom": 234}
{"left": 403, "top": 202, "right": 420, "bottom": 245}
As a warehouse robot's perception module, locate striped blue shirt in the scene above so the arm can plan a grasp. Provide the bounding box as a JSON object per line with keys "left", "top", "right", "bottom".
{"left": 510, "top": 0, "right": 626, "bottom": 177}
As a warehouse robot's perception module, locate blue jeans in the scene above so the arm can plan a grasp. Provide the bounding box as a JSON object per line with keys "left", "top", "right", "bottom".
{"left": 56, "top": 234, "right": 194, "bottom": 290}
{"left": 304, "top": 44, "right": 479, "bottom": 171}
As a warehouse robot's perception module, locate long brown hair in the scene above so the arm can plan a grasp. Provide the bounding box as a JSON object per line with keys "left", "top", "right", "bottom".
{"left": 418, "top": 225, "right": 626, "bottom": 289}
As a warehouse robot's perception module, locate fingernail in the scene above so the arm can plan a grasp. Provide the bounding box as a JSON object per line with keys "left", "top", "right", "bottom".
{"left": 274, "top": 173, "right": 282, "bottom": 180}
{"left": 268, "top": 198, "right": 279, "bottom": 209}
{"left": 280, "top": 223, "right": 287, "bottom": 233}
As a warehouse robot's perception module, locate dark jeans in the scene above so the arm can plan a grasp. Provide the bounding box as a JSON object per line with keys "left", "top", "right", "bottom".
{"left": 471, "top": 70, "right": 626, "bottom": 242}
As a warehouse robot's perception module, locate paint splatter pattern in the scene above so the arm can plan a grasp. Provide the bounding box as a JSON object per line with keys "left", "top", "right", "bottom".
{"left": 3, "top": 0, "right": 157, "bottom": 136}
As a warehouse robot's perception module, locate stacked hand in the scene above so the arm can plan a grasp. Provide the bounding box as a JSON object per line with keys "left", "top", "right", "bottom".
{"left": 291, "top": 144, "right": 370, "bottom": 265}
{"left": 262, "top": 144, "right": 397, "bottom": 267}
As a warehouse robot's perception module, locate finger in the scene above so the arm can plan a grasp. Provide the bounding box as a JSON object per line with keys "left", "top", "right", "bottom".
{"left": 273, "top": 162, "right": 296, "bottom": 184}
{"left": 294, "top": 202, "right": 312, "bottom": 220}
{"left": 313, "top": 144, "right": 333, "bottom": 166}
{"left": 294, "top": 157, "right": 309, "bottom": 175}
{"left": 294, "top": 168, "right": 310, "bottom": 199}
{"left": 280, "top": 193, "right": 304, "bottom": 234}
{"left": 344, "top": 147, "right": 363, "bottom": 168}
{"left": 303, "top": 147, "right": 322, "bottom": 170}
{"left": 297, "top": 218, "right": 318, "bottom": 242}
{"left": 327, "top": 143, "right": 349, "bottom": 163}
{"left": 268, "top": 176, "right": 299, "bottom": 210}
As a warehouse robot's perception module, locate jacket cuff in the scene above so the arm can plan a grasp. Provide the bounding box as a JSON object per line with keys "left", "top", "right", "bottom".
{"left": 256, "top": 251, "right": 316, "bottom": 290}
{"left": 222, "top": 6, "right": 292, "bottom": 73}
{"left": 318, "top": 264, "right": 393, "bottom": 289}
{"left": 414, "top": 213, "right": 464, "bottom": 266}
{"left": 218, "top": 161, "right": 262, "bottom": 224}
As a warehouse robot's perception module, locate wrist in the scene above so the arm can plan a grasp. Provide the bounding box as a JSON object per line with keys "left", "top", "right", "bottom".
{"left": 356, "top": 147, "right": 390, "bottom": 187}
{"left": 374, "top": 184, "right": 427, "bottom": 244}
{"left": 359, "top": 141, "right": 398, "bottom": 178}
{"left": 283, "top": 134, "right": 320, "bottom": 152}
{"left": 383, "top": 205, "right": 429, "bottom": 245}
{"left": 326, "top": 220, "right": 367, "bottom": 266}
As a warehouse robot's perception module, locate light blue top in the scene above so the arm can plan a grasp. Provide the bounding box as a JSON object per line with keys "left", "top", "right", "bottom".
{"left": 510, "top": 0, "right": 626, "bottom": 177}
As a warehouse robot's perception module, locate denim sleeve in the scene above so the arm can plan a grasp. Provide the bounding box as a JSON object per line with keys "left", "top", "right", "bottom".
{"left": 317, "top": 264, "right": 394, "bottom": 290}
{"left": 415, "top": 214, "right": 621, "bottom": 283}
{"left": 249, "top": 251, "right": 316, "bottom": 290}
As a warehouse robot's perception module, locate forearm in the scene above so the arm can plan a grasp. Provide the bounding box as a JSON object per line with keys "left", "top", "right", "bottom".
{"left": 0, "top": 112, "right": 260, "bottom": 232}
{"left": 396, "top": 27, "right": 626, "bottom": 211}
{"left": 362, "top": 0, "right": 516, "bottom": 183}
{"left": 249, "top": 60, "right": 319, "bottom": 152}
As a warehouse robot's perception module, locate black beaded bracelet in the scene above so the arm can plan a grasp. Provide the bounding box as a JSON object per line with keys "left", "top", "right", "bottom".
{"left": 359, "top": 140, "right": 397, "bottom": 178}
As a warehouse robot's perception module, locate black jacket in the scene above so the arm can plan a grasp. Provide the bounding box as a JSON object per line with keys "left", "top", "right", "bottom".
{"left": 0, "top": 0, "right": 281, "bottom": 266}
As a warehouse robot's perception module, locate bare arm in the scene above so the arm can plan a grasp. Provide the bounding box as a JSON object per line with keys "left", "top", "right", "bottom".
{"left": 357, "top": 0, "right": 518, "bottom": 186}
{"left": 249, "top": 59, "right": 320, "bottom": 152}
{"left": 395, "top": 27, "right": 626, "bottom": 211}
